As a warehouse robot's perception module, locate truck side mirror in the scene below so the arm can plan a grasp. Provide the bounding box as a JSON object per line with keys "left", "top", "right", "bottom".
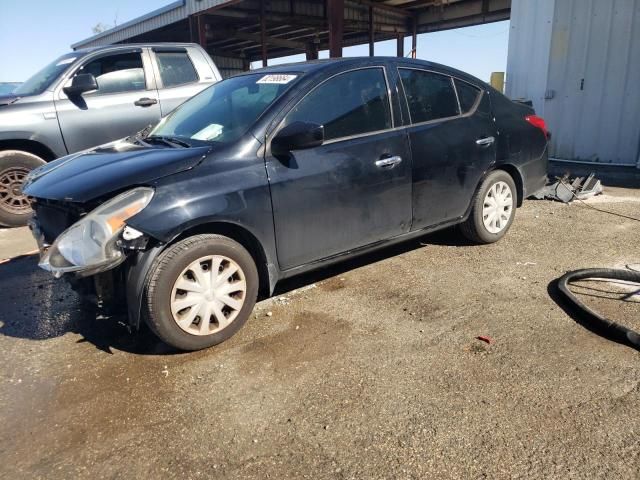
{"left": 63, "top": 73, "right": 98, "bottom": 96}
{"left": 271, "top": 121, "right": 324, "bottom": 156}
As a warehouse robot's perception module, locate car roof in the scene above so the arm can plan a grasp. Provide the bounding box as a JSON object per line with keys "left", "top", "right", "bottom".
{"left": 250, "top": 57, "right": 487, "bottom": 87}
{"left": 73, "top": 42, "right": 200, "bottom": 54}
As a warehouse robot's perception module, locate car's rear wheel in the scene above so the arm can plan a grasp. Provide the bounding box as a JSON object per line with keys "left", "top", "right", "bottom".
{"left": 0, "top": 150, "right": 46, "bottom": 227}
{"left": 460, "top": 170, "right": 517, "bottom": 244}
{"left": 142, "top": 234, "right": 259, "bottom": 351}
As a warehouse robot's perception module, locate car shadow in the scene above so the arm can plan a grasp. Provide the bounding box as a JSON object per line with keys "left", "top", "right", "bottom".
{"left": 547, "top": 277, "right": 640, "bottom": 352}
{"left": 0, "top": 254, "right": 180, "bottom": 355}
{"left": 0, "top": 226, "right": 469, "bottom": 355}
{"left": 273, "top": 226, "right": 473, "bottom": 296}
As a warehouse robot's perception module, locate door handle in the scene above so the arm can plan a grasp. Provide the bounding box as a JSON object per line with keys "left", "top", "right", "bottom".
{"left": 375, "top": 155, "right": 402, "bottom": 169}
{"left": 134, "top": 97, "right": 158, "bottom": 107}
{"left": 476, "top": 136, "right": 495, "bottom": 147}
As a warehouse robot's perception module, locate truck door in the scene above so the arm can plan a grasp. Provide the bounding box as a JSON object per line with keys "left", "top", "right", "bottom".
{"left": 151, "top": 46, "right": 211, "bottom": 116}
{"left": 54, "top": 48, "right": 161, "bottom": 153}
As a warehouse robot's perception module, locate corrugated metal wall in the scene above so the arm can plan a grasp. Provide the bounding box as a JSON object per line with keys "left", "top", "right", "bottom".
{"left": 507, "top": 0, "right": 640, "bottom": 166}
{"left": 505, "top": 0, "right": 555, "bottom": 117}
{"left": 73, "top": 0, "right": 230, "bottom": 49}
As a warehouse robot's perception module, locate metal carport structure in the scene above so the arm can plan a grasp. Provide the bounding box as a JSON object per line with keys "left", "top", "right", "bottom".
{"left": 72, "top": 0, "right": 510, "bottom": 78}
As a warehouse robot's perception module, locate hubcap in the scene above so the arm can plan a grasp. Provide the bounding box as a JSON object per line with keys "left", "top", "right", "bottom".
{"left": 170, "top": 255, "right": 247, "bottom": 336}
{"left": 482, "top": 181, "right": 513, "bottom": 234}
{"left": 0, "top": 167, "right": 31, "bottom": 215}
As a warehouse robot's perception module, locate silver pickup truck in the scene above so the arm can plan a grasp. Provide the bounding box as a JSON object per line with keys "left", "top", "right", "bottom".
{"left": 0, "top": 43, "right": 221, "bottom": 226}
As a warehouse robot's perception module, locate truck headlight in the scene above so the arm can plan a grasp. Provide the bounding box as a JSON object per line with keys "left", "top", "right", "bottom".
{"left": 40, "top": 187, "right": 154, "bottom": 275}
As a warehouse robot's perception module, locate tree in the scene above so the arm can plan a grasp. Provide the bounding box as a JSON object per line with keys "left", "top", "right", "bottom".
{"left": 91, "top": 22, "right": 111, "bottom": 34}
{"left": 91, "top": 13, "right": 118, "bottom": 34}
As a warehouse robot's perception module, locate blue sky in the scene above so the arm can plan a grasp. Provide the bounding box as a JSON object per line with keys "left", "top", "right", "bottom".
{"left": 0, "top": 0, "right": 509, "bottom": 83}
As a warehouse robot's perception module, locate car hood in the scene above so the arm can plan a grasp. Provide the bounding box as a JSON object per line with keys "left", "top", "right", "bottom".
{"left": 0, "top": 95, "right": 20, "bottom": 106}
{"left": 23, "top": 141, "right": 211, "bottom": 203}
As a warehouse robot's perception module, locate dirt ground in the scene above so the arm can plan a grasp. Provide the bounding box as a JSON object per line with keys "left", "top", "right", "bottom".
{"left": 0, "top": 187, "right": 638, "bottom": 479}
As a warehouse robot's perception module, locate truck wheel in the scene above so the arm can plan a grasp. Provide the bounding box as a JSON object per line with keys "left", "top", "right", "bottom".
{"left": 142, "top": 234, "right": 259, "bottom": 351}
{"left": 460, "top": 170, "right": 517, "bottom": 244}
{"left": 0, "top": 150, "right": 46, "bottom": 227}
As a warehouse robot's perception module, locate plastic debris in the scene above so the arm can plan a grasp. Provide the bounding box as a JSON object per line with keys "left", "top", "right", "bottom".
{"left": 533, "top": 173, "right": 603, "bottom": 203}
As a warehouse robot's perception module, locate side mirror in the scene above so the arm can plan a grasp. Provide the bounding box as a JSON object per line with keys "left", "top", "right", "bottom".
{"left": 63, "top": 73, "right": 98, "bottom": 96}
{"left": 271, "top": 121, "right": 324, "bottom": 156}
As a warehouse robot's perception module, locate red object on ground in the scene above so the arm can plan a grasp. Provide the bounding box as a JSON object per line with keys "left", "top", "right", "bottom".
{"left": 476, "top": 336, "right": 492, "bottom": 344}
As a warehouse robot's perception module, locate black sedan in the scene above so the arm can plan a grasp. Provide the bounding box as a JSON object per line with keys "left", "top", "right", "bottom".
{"left": 24, "top": 57, "right": 548, "bottom": 351}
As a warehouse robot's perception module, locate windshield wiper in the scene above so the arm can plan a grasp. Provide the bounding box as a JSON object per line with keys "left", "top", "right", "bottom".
{"left": 126, "top": 124, "right": 154, "bottom": 147}
{"left": 146, "top": 135, "right": 192, "bottom": 148}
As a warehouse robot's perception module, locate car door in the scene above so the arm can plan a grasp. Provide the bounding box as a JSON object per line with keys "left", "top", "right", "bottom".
{"left": 398, "top": 68, "right": 497, "bottom": 229}
{"left": 151, "top": 47, "right": 209, "bottom": 116}
{"left": 265, "top": 67, "right": 412, "bottom": 270}
{"left": 55, "top": 48, "right": 161, "bottom": 153}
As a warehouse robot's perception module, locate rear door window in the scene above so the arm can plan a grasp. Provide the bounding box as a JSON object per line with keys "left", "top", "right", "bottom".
{"left": 454, "top": 79, "right": 482, "bottom": 113}
{"left": 155, "top": 51, "right": 199, "bottom": 88}
{"left": 77, "top": 52, "right": 146, "bottom": 95}
{"left": 399, "top": 68, "right": 459, "bottom": 124}
{"left": 284, "top": 67, "right": 392, "bottom": 141}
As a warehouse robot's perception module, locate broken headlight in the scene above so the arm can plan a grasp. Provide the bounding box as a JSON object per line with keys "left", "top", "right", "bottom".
{"left": 39, "top": 187, "right": 154, "bottom": 276}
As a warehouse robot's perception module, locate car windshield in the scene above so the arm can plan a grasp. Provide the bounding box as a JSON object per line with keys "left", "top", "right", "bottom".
{"left": 13, "top": 53, "right": 79, "bottom": 96}
{"left": 149, "top": 72, "right": 299, "bottom": 144}
{"left": 0, "top": 83, "right": 20, "bottom": 95}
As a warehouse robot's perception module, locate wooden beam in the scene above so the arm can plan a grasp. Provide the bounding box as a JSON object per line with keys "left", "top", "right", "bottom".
{"left": 327, "top": 0, "right": 344, "bottom": 58}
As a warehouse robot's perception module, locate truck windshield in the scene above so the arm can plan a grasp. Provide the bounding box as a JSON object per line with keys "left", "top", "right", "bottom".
{"left": 13, "top": 53, "right": 79, "bottom": 96}
{"left": 149, "top": 73, "right": 299, "bottom": 144}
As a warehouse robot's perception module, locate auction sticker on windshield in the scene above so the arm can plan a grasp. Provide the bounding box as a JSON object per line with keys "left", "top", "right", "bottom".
{"left": 257, "top": 74, "right": 297, "bottom": 84}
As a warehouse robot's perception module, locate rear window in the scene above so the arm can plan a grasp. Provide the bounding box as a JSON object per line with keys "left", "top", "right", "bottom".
{"left": 399, "top": 68, "right": 459, "bottom": 124}
{"left": 455, "top": 79, "right": 481, "bottom": 113}
{"left": 156, "top": 51, "right": 199, "bottom": 88}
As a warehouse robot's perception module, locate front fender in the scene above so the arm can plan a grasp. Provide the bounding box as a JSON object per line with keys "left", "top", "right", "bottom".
{"left": 0, "top": 95, "right": 67, "bottom": 158}
{"left": 125, "top": 153, "right": 279, "bottom": 327}
{"left": 125, "top": 244, "right": 164, "bottom": 329}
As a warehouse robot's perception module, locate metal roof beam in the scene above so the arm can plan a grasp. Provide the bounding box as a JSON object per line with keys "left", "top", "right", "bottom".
{"left": 203, "top": 10, "right": 408, "bottom": 34}
{"left": 208, "top": 27, "right": 309, "bottom": 52}
{"left": 348, "top": 0, "right": 413, "bottom": 17}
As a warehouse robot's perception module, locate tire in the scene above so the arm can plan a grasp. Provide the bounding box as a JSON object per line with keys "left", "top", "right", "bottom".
{"left": 460, "top": 170, "right": 517, "bottom": 244}
{"left": 142, "top": 234, "right": 259, "bottom": 351}
{"left": 0, "top": 150, "right": 46, "bottom": 227}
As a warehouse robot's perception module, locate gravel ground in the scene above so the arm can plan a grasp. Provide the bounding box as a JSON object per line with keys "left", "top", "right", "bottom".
{"left": 0, "top": 188, "right": 638, "bottom": 479}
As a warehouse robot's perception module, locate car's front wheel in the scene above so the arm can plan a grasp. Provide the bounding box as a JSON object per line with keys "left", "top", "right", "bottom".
{"left": 461, "top": 170, "right": 517, "bottom": 244}
{"left": 143, "top": 234, "right": 259, "bottom": 351}
{"left": 0, "top": 150, "right": 46, "bottom": 227}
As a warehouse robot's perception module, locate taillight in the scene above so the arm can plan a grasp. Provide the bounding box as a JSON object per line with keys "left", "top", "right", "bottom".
{"left": 525, "top": 115, "right": 549, "bottom": 139}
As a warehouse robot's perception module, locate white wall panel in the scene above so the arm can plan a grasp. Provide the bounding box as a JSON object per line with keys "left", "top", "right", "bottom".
{"left": 508, "top": 0, "right": 640, "bottom": 165}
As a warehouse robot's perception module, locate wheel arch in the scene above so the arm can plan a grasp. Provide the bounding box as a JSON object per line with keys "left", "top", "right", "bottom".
{"left": 126, "top": 220, "right": 277, "bottom": 330}
{"left": 493, "top": 163, "right": 524, "bottom": 207}
{"left": 0, "top": 139, "right": 56, "bottom": 162}
{"left": 168, "top": 221, "right": 276, "bottom": 300}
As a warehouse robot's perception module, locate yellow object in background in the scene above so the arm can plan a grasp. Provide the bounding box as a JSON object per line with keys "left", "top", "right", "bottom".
{"left": 490, "top": 72, "right": 505, "bottom": 93}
